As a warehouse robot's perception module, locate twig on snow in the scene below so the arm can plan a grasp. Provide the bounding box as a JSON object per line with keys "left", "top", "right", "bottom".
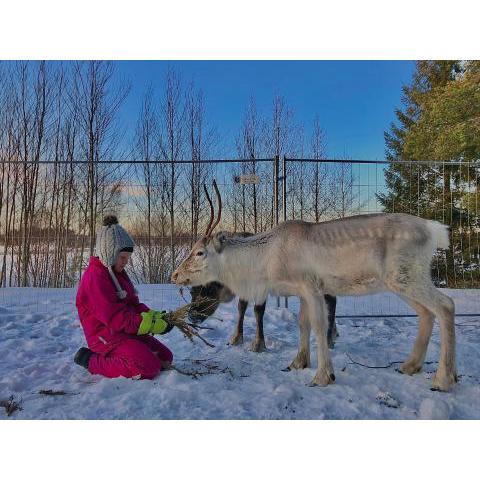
{"left": 171, "top": 358, "right": 234, "bottom": 380}
{"left": 344, "top": 352, "right": 438, "bottom": 370}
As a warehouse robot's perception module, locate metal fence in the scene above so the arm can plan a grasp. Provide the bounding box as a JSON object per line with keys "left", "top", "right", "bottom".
{"left": 283, "top": 158, "right": 480, "bottom": 290}
{"left": 0, "top": 157, "right": 479, "bottom": 316}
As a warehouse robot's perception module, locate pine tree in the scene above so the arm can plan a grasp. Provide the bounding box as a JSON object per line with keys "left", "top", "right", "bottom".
{"left": 377, "top": 61, "right": 480, "bottom": 287}
{"left": 378, "top": 61, "right": 460, "bottom": 215}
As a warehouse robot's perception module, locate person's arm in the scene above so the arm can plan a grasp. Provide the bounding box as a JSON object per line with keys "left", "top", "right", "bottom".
{"left": 88, "top": 270, "right": 174, "bottom": 336}
{"left": 122, "top": 271, "right": 149, "bottom": 314}
{"left": 134, "top": 300, "right": 150, "bottom": 315}
{"left": 87, "top": 270, "right": 143, "bottom": 335}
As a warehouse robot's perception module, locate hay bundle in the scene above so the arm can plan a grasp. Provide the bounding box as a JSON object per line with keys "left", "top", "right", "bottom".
{"left": 167, "top": 302, "right": 216, "bottom": 348}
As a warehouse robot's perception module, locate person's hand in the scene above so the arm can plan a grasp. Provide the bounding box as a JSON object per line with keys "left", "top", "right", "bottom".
{"left": 138, "top": 310, "right": 174, "bottom": 335}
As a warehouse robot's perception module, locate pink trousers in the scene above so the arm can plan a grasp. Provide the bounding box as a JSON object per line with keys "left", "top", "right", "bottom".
{"left": 88, "top": 335, "right": 173, "bottom": 380}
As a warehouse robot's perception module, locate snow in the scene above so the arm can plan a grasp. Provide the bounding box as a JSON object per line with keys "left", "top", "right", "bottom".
{"left": 0, "top": 285, "right": 479, "bottom": 419}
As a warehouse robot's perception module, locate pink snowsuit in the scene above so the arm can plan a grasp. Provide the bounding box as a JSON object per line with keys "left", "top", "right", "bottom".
{"left": 76, "top": 256, "right": 173, "bottom": 379}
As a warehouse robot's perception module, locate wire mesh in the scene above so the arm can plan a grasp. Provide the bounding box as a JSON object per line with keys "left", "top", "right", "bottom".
{"left": 284, "top": 158, "right": 480, "bottom": 290}
{"left": 0, "top": 157, "right": 479, "bottom": 317}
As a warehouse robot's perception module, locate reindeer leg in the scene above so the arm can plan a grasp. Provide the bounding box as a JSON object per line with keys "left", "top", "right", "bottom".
{"left": 228, "top": 299, "right": 247, "bottom": 346}
{"left": 325, "top": 294, "right": 338, "bottom": 349}
{"left": 286, "top": 298, "right": 311, "bottom": 370}
{"left": 429, "top": 289, "right": 457, "bottom": 392}
{"left": 397, "top": 296, "right": 434, "bottom": 375}
{"left": 250, "top": 302, "right": 267, "bottom": 352}
{"left": 306, "top": 292, "right": 335, "bottom": 386}
{"left": 387, "top": 275, "right": 457, "bottom": 392}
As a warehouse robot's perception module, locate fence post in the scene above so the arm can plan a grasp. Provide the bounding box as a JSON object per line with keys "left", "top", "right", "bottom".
{"left": 282, "top": 155, "right": 287, "bottom": 224}
{"left": 274, "top": 155, "right": 280, "bottom": 307}
{"left": 282, "top": 155, "right": 288, "bottom": 308}
{"left": 274, "top": 155, "right": 279, "bottom": 225}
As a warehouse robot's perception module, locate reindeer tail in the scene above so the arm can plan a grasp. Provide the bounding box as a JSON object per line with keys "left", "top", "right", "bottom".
{"left": 427, "top": 220, "right": 450, "bottom": 250}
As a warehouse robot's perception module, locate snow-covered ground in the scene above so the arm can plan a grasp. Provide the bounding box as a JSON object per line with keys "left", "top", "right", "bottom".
{"left": 0, "top": 285, "right": 479, "bottom": 419}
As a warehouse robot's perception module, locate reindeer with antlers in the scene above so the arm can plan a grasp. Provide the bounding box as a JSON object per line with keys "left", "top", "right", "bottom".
{"left": 185, "top": 183, "right": 339, "bottom": 352}
{"left": 172, "top": 181, "right": 457, "bottom": 391}
{"left": 187, "top": 234, "right": 339, "bottom": 352}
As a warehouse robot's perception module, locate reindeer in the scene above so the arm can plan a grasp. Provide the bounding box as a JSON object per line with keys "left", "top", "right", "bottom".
{"left": 172, "top": 181, "right": 457, "bottom": 391}
{"left": 187, "top": 233, "right": 338, "bottom": 352}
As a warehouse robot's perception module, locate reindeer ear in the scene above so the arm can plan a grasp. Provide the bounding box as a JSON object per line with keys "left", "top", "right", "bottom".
{"left": 212, "top": 231, "right": 227, "bottom": 253}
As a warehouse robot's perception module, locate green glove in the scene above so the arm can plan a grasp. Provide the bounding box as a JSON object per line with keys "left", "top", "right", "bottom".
{"left": 138, "top": 310, "right": 174, "bottom": 335}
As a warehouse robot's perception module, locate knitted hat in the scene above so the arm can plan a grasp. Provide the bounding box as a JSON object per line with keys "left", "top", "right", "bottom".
{"left": 95, "top": 215, "right": 135, "bottom": 299}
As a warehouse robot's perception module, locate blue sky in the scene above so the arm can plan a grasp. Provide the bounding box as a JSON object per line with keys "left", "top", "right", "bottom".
{"left": 116, "top": 60, "right": 415, "bottom": 160}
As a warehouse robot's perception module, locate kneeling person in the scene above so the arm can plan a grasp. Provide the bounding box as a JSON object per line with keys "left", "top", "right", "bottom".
{"left": 74, "top": 215, "right": 174, "bottom": 380}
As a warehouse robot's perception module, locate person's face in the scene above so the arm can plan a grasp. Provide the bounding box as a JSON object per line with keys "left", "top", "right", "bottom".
{"left": 114, "top": 251, "right": 131, "bottom": 273}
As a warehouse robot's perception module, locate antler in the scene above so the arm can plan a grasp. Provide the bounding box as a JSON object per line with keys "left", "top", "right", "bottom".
{"left": 203, "top": 183, "right": 215, "bottom": 236}
{"left": 209, "top": 180, "right": 222, "bottom": 234}
{"left": 203, "top": 180, "right": 223, "bottom": 237}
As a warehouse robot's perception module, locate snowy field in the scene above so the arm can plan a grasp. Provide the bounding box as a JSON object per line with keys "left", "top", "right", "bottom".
{"left": 0, "top": 285, "right": 479, "bottom": 420}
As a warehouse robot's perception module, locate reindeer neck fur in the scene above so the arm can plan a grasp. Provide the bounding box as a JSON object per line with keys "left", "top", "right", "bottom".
{"left": 214, "top": 231, "right": 275, "bottom": 303}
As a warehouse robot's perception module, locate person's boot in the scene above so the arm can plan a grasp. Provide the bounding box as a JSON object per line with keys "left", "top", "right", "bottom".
{"left": 74, "top": 347, "right": 93, "bottom": 370}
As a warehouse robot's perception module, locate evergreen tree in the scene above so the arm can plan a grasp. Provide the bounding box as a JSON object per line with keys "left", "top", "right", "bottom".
{"left": 378, "top": 61, "right": 460, "bottom": 215}
{"left": 378, "top": 61, "right": 480, "bottom": 287}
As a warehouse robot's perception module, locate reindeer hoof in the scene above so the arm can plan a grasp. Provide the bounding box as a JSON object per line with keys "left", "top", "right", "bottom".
{"left": 287, "top": 350, "right": 310, "bottom": 370}
{"left": 249, "top": 340, "right": 267, "bottom": 352}
{"left": 287, "top": 356, "right": 310, "bottom": 370}
{"left": 227, "top": 334, "right": 243, "bottom": 346}
{"left": 399, "top": 359, "right": 423, "bottom": 375}
{"left": 288, "top": 360, "right": 309, "bottom": 370}
{"left": 310, "top": 369, "right": 336, "bottom": 387}
{"left": 431, "top": 370, "right": 458, "bottom": 392}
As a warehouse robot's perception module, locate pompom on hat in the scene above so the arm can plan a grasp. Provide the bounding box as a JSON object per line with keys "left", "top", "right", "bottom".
{"left": 95, "top": 215, "right": 135, "bottom": 299}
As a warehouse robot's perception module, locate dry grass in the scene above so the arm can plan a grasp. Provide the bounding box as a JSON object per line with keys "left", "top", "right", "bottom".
{"left": 168, "top": 303, "right": 216, "bottom": 348}
{"left": 0, "top": 396, "right": 23, "bottom": 417}
{"left": 172, "top": 358, "right": 235, "bottom": 379}
{"left": 167, "top": 289, "right": 229, "bottom": 348}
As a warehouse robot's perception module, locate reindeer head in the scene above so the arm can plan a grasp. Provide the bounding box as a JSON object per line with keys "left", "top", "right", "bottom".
{"left": 172, "top": 181, "right": 227, "bottom": 287}
{"left": 188, "top": 281, "right": 235, "bottom": 323}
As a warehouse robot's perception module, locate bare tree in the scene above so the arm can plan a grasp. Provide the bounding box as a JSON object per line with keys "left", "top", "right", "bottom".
{"left": 132, "top": 87, "right": 159, "bottom": 283}
{"left": 330, "top": 154, "right": 358, "bottom": 219}
{"left": 289, "top": 123, "right": 308, "bottom": 220}
{"left": 310, "top": 115, "right": 331, "bottom": 221}
{"left": 235, "top": 97, "right": 263, "bottom": 233}
{"left": 0, "top": 63, "right": 21, "bottom": 286}
{"left": 158, "top": 67, "right": 185, "bottom": 277}
{"left": 71, "top": 60, "right": 129, "bottom": 276}
{"left": 0, "top": 62, "right": 128, "bottom": 287}
{"left": 185, "top": 82, "right": 215, "bottom": 242}
{"left": 15, "top": 61, "right": 51, "bottom": 286}
{"left": 0, "top": 62, "right": 367, "bottom": 289}
{"left": 263, "top": 95, "right": 299, "bottom": 226}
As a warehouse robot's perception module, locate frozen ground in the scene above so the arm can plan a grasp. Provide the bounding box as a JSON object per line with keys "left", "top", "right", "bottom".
{"left": 0, "top": 285, "right": 479, "bottom": 419}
